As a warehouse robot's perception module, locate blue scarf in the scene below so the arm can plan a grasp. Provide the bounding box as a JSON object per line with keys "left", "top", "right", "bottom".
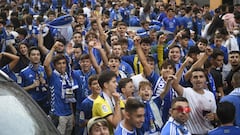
{"left": 54, "top": 70, "right": 77, "bottom": 103}
{"left": 143, "top": 101, "right": 159, "bottom": 133}
{"left": 208, "top": 73, "right": 217, "bottom": 99}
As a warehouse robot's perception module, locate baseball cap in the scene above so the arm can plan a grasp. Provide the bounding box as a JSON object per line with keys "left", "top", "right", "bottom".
{"left": 87, "top": 117, "right": 109, "bottom": 134}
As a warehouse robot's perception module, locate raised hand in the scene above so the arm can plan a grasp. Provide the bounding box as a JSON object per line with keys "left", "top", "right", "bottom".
{"left": 112, "top": 92, "right": 120, "bottom": 103}
{"left": 183, "top": 56, "right": 193, "bottom": 66}
{"left": 205, "top": 46, "right": 213, "bottom": 56}
{"left": 133, "top": 36, "right": 141, "bottom": 47}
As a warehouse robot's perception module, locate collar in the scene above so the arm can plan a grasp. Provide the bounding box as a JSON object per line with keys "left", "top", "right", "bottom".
{"left": 230, "top": 87, "right": 240, "bottom": 96}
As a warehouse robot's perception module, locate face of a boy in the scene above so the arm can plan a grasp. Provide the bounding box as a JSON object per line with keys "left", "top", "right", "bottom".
{"left": 139, "top": 85, "right": 152, "bottom": 101}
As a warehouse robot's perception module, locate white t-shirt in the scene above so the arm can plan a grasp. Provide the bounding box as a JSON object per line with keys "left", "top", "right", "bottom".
{"left": 131, "top": 73, "right": 148, "bottom": 96}
{"left": 183, "top": 87, "right": 216, "bottom": 134}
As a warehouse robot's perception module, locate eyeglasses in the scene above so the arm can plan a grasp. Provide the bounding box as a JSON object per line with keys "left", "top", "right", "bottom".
{"left": 172, "top": 106, "right": 191, "bottom": 113}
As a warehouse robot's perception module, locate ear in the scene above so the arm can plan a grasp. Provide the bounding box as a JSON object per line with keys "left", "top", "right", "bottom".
{"left": 103, "top": 82, "right": 108, "bottom": 89}
{"left": 169, "top": 108, "right": 173, "bottom": 115}
{"left": 121, "top": 88, "right": 126, "bottom": 93}
{"left": 124, "top": 111, "right": 130, "bottom": 120}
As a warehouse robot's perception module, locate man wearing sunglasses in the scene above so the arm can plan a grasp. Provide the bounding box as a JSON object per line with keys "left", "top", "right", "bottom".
{"left": 161, "top": 97, "right": 191, "bottom": 135}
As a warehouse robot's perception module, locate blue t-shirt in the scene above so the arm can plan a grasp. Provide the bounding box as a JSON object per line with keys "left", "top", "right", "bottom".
{"left": 19, "top": 65, "right": 48, "bottom": 101}
{"left": 162, "top": 17, "right": 180, "bottom": 32}
{"left": 74, "top": 69, "right": 96, "bottom": 109}
{"left": 147, "top": 71, "right": 177, "bottom": 123}
{"left": 78, "top": 96, "right": 94, "bottom": 124}
{"left": 208, "top": 126, "right": 240, "bottom": 135}
{"left": 182, "top": 16, "right": 193, "bottom": 30}
{"left": 220, "top": 93, "right": 240, "bottom": 126}
{"left": 115, "top": 121, "right": 137, "bottom": 135}
{"left": 48, "top": 71, "right": 77, "bottom": 116}
{"left": 140, "top": 97, "right": 162, "bottom": 134}
{"left": 1, "top": 65, "right": 17, "bottom": 82}
{"left": 120, "top": 61, "right": 134, "bottom": 77}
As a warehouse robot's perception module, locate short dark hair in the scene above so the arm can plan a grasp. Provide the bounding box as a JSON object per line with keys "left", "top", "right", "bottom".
{"left": 140, "top": 37, "right": 151, "bottom": 44}
{"left": 16, "top": 28, "right": 28, "bottom": 37}
{"left": 171, "top": 97, "right": 188, "bottom": 107}
{"left": 52, "top": 54, "right": 67, "bottom": 66}
{"left": 198, "top": 38, "right": 208, "bottom": 45}
{"left": 28, "top": 46, "right": 40, "bottom": 56}
{"left": 191, "top": 68, "right": 206, "bottom": 78}
{"left": 85, "top": 32, "right": 98, "bottom": 41}
{"left": 80, "top": 54, "right": 90, "bottom": 61}
{"left": 217, "top": 101, "right": 235, "bottom": 124}
{"left": 108, "top": 54, "right": 121, "bottom": 62}
{"left": 98, "top": 70, "right": 117, "bottom": 89}
{"left": 211, "top": 49, "right": 224, "bottom": 59}
{"left": 73, "top": 31, "right": 82, "bottom": 37}
{"left": 160, "top": 59, "right": 176, "bottom": 73}
{"left": 88, "top": 74, "right": 99, "bottom": 86}
{"left": 188, "top": 46, "right": 201, "bottom": 55}
{"left": 55, "top": 38, "right": 66, "bottom": 46}
{"left": 168, "top": 44, "right": 181, "bottom": 51}
{"left": 118, "top": 78, "right": 133, "bottom": 92}
{"left": 118, "top": 38, "right": 128, "bottom": 45}
{"left": 232, "top": 71, "right": 240, "bottom": 88}
{"left": 125, "top": 97, "right": 145, "bottom": 114}
{"left": 229, "top": 50, "right": 240, "bottom": 55}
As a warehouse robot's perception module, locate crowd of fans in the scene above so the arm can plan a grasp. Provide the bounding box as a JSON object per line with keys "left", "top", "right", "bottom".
{"left": 1, "top": 0, "right": 240, "bottom": 135}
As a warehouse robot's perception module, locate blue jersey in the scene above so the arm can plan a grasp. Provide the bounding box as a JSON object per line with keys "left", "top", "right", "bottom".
{"left": 195, "top": 18, "right": 204, "bottom": 36}
{"left": 1, "top": 65, "right": 17, "bottom": 82}
{"left": 48, "top": 70, "right": 78, "bottom": 116}
{"left": 139, "top": 97, "right": 163, "bottom": 135}
{"left": 162, "top": 17, "right": 180, "bottom": 32}
{"left": 129, "top": 16, "right": 140, "bottom": 26}
{"left": 74, "top": 69, "right": 96, "bottom": 109}
{"left": 147, "top": 71, "right": 177, "bottom": 123}
{"left": 19, "top": 65, "right": 48, "bottom": 101}
{"left": 78, "top": 96, "right": 94, "bottom": 135}
{"left": 182, "top": 16, "right": 193, "bottom": 29}
{"left": 115, "top": 121, "right": 137, "bottom": 135}
{"left": 120, "top": 61, "right": 134, "bottom": 77}
{"left": 161, "top": 117, "right": 191, "bottom": 135}
{"left": 220, "top": 89, "right": 240, "bottom": 126}
{"left": 157, "top": 12, "right": 167, "bottom": 22}
{"left": 208, "top": 126, "right": 240, "bottom": 135}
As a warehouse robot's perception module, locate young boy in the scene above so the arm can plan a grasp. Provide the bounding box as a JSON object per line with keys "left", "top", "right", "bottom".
{"left": 76, "top": 75, "right": 101, "bottom": 135}
{"left": 137, "top": 80, "right": 172, "bottom": 134}
{"left": 118, "top": 78, "right": 135, "bottom": 102}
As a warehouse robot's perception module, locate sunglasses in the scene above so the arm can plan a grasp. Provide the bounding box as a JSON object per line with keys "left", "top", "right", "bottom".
{"left": 172, "top": 106, "right": 191, "bottom": 113}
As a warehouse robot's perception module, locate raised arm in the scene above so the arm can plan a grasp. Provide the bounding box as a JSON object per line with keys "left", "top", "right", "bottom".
{"left": 184, "top": 46, "right": 213, "bottom": 81}
{"left": 172, "top": 57, "right": 193, "bottom": 96}
{"left": 88, "top": 41, "right": 102, "bottom": 74}
{"left": 0, "top": 52, "right": 19, "bottom": 70}
{"left": 94, "top": 12, "right": 111, "bottom": 55}
{"left": 167, "top": 30, "right": 184, "bottom": 49}
{"left": 43, "top": 42, "right": 59, "bottom": 77}
{"left": 157, "top": 34, "right": 166, "bottom": 67}
{"left": 134, "top": 36, "right": 152, "bottom": 76}
{"left": 38, "top": 25, "right": 49, "bottom": 55}
{"left": 160, "top": 75, "right": 175, "bottom": 99}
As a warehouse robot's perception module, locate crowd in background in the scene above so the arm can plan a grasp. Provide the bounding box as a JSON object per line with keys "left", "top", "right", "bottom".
{"left": 1, "top": 0, "right": 240, "bottom": 135}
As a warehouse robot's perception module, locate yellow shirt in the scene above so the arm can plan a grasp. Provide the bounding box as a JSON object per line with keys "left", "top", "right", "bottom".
{"left": 92, "top": 95, "right": 125, "bottom": 135}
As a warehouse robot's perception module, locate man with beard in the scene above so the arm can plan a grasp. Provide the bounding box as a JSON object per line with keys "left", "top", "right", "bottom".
{"left": 224, "top": 51, "right": 240, "bottom": 95}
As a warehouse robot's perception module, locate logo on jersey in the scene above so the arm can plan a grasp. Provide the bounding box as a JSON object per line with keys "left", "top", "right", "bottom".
{"left": 102, "top": 105, "right": 108, "bottom": 113}
{"left": 79, "top": 111, "right": 85, "bottom": 120}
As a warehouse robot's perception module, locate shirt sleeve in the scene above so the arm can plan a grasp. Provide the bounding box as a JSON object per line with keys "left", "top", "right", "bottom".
{"left": 92, "top": 97, "right": 113, "bottom": 118}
